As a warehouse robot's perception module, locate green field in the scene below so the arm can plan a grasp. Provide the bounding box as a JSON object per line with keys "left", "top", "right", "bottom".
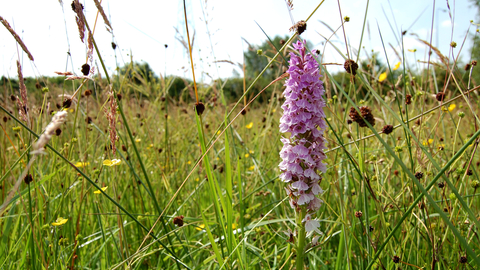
{"left": 1, "top": 1, "right": 480, "bottom": 269}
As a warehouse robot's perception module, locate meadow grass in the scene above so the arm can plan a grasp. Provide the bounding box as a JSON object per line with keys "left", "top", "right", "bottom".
{"left": 1, "top": 1, "right": 480, "bottom": 269}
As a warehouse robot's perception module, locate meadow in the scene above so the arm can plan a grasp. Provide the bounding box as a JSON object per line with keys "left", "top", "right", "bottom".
{"left": 1, "top": 1, "right": 480, "bottom": 269}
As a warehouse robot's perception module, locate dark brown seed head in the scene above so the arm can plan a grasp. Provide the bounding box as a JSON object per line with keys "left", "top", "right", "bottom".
{"left": 438, "top": 182, "right": 445, "bottom": 188}
{"left": 122, "top": 145, "right": 127, "bottom": 152}
{"left": 466, "top": 169, "right": 473, "bottom": 176}
{"left": 344, "top": 59, "right": 359, "bottom": 76}
{"left": 354, "top": 211, "right": 363, "bottom": 218}
{"left": 290, "top": 20, "right": 307, "bottom": 35}
{"left": 35, "top": 82, "right": 41, "bottom": 89}
{"left": 111, "top": 42, "right": 117, "bottom": 50}
{"left": 347, "top": 119, "right": 353, "bottom": 125}
{"left": 10, "top": 95, "right": 17, "bottom": 102}
{"left": 472, "top": 60, "right": 477, "bottom": 66}
{"left": 84, "top": 89, "right": 92, "bottom": 96}
{"left": 393, "top": 256, "right": 400, "bottom": 264}
{"left": 280, "top": 39, "right": 285, "bottom": 45}
{"left": 2, "top": 116, "right": 7, "bottom": 123}
{"left": 63, "top": 98, "right": 72, "bottom": 108}
{"left": 382, "top": 125, "right": 394, "bottom": 135}
{"left": 356, "top": 106, "right": 375, "bottom": 127}
{"left": 436, "top": 92, "right": 445, "bottom": 102}
{"left": 24, "top": 173, "right": 33, "bottom": 185}
{"left": 86, "top": 116, "right": 92, "bottom": 124}
{"left": 402, "top": 30, "right": 407, "bottom": 35}
{"left": 241, "top": 108, "right": 247, "bottom": 115}
{"left": 405, "top": 94, "right": 412, "bottom": 105}
{"left": 465, "top": 63, "right": 471, "bottom": 71}
{"left": 81, "top": 64, "right": 90, "bottom": 76}
{"left": 369, "top": 225, "right": 374, "bottom": 232}
{"left": 55, "top": 128, "right": 62, "bottom": 136}
{"left": 173, "top": 215, "right": 184, "bottom": 227}
{"left": 459, "top": 256, "right": 467, "bottom": 264}
{"left": 158, "top": 148, "right": 163, "bottom": 154}
{"left": 116, "top": 93, "right": 122, "bottom": 101}
{"left": 415, "top": 172, "right": 424, "bottom": 179}
{"left": 195, "top": 102, "right": 205, "bottom": 115}
{"left": 394, "top": 170, "right": 399, "bottom": 176}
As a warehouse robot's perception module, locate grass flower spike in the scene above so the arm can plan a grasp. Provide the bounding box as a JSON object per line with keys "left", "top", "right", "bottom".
{"left": 279, "top": 40, "right": 326, "bottom": 269}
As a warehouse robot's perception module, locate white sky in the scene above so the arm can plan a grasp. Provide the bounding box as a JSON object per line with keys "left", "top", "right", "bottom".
{"left": 0, "top": 0, "right": 479, "bottom": 82}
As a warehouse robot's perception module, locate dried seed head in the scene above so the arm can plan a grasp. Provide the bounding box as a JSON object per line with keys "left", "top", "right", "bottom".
{"left": 111, "top": 42, "right": 117, "bottom": 49}
{"left": 394, "top": 170, "right": 399, "bottom": 176}
{"left": 415, "top": 172, "right": 424, "bottom": 179}
{"left": 382, "top": 125, "right": 394, "bottom": 135}
{"left": 81, "top": 64, "right": 90, "bottom": 76}
{"left": 465, "top": 63, "right": 471, "bottom": 71}
{"left": 195, "top": 102, "right": 205, "bottom": 115}
{"left": 405, "top": 94, "right": 412, "bottom": 105}
{"left": 344, "top": 59, "right": 359, "bottom": 76}
{"left": 472, "top": 60, "right": 477, "bottom": 66}
{"left": 354, "top": 211, "right": 363, "bottom": 218}
{"left": 84, "top": 89, "right": 92, "bottom": 96}
{"left": 2, "top": 116, "right": 7, "bottom": 122}
{"left": 55, "top": 128, "right": 62, "bottom": 136}
{"left": 438, "top": 182, "right": 445, "bottom": 188}
{"left": 10, "top": 95, "right": 17, "bottom": 102}
{"left": 63, "top": 98, "right": 73, "bottom": 108}
{"left": 436, "top": 92, "right": 445, "bottom": 102}
{"left": 241, "top": 108, "right": 247, "bottom": 115}
{"left": 466, "top": 169, "right": 473, "bottom": 176}
{"left": 24, "top": 174, "right": 33, "bottom": 185}
{"left": 116, "top": 93, "right": 122, "bottom": 101}
{"left": 86, "top": 116, "right": 93, "bottom": 124}
{"left": 122, "top": 145, "right": 127, "bottom": 152}
{"left": 173, "top": 215, "right": 184, "bottom": 227}
{"left": 459, "top": 256, "right": 467, "bottom": 264}
{"left": 393, "top": 256, "right": 400, "bottom": 264}
{"left": 290, "top": 20, "right": 307, "bottom": 35}
{"left": 280, "top": 39, "right": 285, "bottom": 45}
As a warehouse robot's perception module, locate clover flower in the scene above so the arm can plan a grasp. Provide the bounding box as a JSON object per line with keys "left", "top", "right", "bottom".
{"left": 279, "top": 40, "right": 326, "bottom": 233}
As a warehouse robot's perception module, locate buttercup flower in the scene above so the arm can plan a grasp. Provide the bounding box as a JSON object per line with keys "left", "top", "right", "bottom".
{"left": 103, "top": 159, "right": 121, "bottom": 166}
{"left": 94, "top": 186, "right": 108, "bottom": 194}
{"left": 279, "top": 40, "right": 326, "bottom": 234}
{"left": 52, "top": 217, "right": 68, "bottom": 226}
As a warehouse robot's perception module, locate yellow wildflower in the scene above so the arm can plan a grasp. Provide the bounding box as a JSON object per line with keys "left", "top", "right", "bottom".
{"left": 248, "top": 165, "right": 255, "bottom": 171}
{"left": 74, "top": 162, "right": 89, "bottom": 168}
{"left": 187, "top": 161, "right": 192, "bottom": 165}
{"left": 103, "top": 159, "right": 121, "bottom": 166}
{"left": 393, "top": 62, "right": 401, "bottom": 71}
{"left": 94, "top": 186, "right": 108, "bottom": 194}
{"left": 379, "top": 72, "right": 387, "bottom": 82}
{"left": 448, "top": 104, "right": 456, "bottom": 112}
{"left": 196, "top": 224, "right": 205, "bottom": 231}
{"left": 245, "top": 154, "right": 249, "bottom": 158}
{"left": 422, "top": 139, "right": 434, "bottom": 146}
{"left": 408, "top": 49, "right": 417, "bottom": 52}
{"left": 52, "top": 217, "right": 68, "bottom": 226}
{"left": 135, "top": 138, "right": 141, "bottom": 142}
{"left": 246, "top": 122, "right": 253, "bottom": 129}
{"left": 249, "top": 150, "right": 254, "bottom": 154}
{"left": 217, "top": 130, "right": 221, "bottom": 135}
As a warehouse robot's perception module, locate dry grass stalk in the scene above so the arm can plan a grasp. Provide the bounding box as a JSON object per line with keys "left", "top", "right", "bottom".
{"left": 54, "top": 71, "right": 74, "bottom": 76}
{"left": 104, "top": 87, "right": 118, "bottom": 155}
{"left": 417, "top": 38, "right": 448, "bottom": 67}
{"left": 93, "top": 0, "right": 112, "bottom": 31}
{"left": 32, "top": 111, "right": 68, "bottom": 154}
{"left": 72, "top": 0, "right": 86, "bottom": 42}
{"left": 16, "top": 61, "right": 29, "bottom": 122}
{"left": 0, "top": 16, "right": 34, "bottom": 61}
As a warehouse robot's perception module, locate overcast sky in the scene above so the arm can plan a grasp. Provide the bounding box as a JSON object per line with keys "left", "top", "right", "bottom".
{"left": 1, "top": 0, "right": 479, "bottom": 82}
